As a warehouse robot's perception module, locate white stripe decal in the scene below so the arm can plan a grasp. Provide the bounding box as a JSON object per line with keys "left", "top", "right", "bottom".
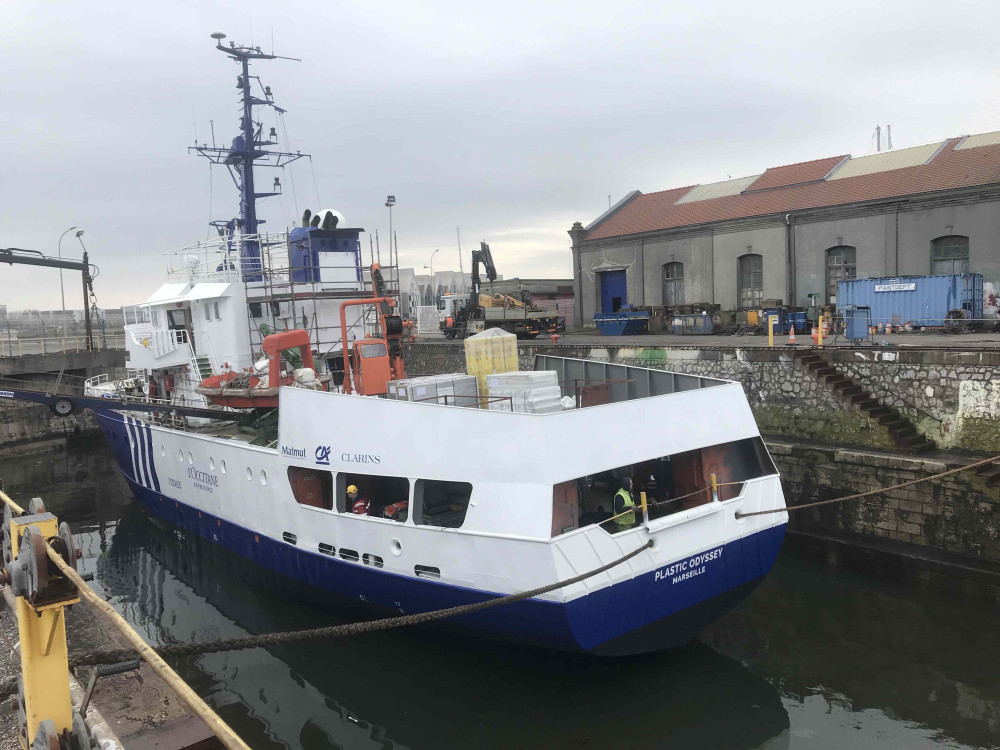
{"left": 127, "top": 416, "right": 149, "bottom": 489}
{"left": 135, "top": 417, "right": 152, "bottom": 489}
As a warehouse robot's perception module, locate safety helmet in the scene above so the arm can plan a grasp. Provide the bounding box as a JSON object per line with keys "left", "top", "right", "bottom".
{"left": 347, "top": 484, "right": 358, "bottom": 495}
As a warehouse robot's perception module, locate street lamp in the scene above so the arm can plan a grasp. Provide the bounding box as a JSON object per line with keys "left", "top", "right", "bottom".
{"left": 385, "top": 195, "right": 395, "bottom": 265}
{"left": 424, "top": 248, "right": 440, "bottom": 275}
{"left": 57, "top": 226, "right": 80, "bottom": 314}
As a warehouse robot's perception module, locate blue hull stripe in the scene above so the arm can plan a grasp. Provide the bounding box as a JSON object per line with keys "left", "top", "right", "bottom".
{"left": 95, "top": 410, "right": 786, "bottom": 653}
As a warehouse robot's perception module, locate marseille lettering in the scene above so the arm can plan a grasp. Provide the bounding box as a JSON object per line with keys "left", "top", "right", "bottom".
{"left": 653, "top": 547, "right": 723, "bottom": 584}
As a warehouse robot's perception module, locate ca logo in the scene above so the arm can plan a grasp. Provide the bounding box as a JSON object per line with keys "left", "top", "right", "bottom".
{"left": 315, "top": 445, "right": 331, "bottom": 465}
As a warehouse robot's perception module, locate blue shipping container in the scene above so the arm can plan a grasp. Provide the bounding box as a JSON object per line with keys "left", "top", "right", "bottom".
{"left": 837, "top": 274, "right": 983, "bottom": 327}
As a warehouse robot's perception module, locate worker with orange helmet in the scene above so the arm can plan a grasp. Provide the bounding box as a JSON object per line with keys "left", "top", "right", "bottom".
{"left": 348, "top": 484, "right": 370, "bottom": 515}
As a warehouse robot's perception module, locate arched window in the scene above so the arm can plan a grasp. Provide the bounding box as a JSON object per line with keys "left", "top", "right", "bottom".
{"left": 737, "top": 254, "right": 763, "bottom": 309}
{"left": 662, "top": 262, "right": 684, "bottom": 306}
{"left": 931, "top": 235, "right": 969, "bottom": 275}
{"left": 826, "top": 245, "right": 856, "bottom": 304}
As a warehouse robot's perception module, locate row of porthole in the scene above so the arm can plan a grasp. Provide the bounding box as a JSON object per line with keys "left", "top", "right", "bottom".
{"left": 161, "top": 444, "right": 269, "bottom": 486}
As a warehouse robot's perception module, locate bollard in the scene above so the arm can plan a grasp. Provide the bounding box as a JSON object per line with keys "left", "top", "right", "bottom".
{"left": 817, "top": 315, "right": 825, "bottom": 348}
{"left": 640, "top": 491, "right": 648, "bottom": 525}
{"left": 710, "top": 473, "right": 719, "bottom": 502}
{"left": 768, "top": 315, "right": 778, "bottom": 347}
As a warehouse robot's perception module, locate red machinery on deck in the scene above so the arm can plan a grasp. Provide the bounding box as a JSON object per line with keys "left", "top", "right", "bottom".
{"left": 196, "top": 330, "right": 330, "bottom": 408}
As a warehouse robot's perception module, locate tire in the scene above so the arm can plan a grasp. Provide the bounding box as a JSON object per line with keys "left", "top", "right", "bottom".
{"left": 51, "top": 397, "right": 75, "bottom": 416}
{"left": 944, "top": 309, "right": 969, "bottom": 334}
{"left": 524, "top": 333, "right": 539, "bottom": 340}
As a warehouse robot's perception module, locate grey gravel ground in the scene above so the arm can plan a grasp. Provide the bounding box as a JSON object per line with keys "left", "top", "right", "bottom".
{"left": 0, "top": 609, "right": 21, "bottom": 750}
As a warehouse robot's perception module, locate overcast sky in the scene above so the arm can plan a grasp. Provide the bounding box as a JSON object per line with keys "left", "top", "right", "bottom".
{"left": 3, "top": 0, "right": 1000, "bottom": 311}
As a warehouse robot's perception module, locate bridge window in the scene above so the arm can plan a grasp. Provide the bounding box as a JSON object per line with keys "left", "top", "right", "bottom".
{"left": 737, "top": 254, "right": 763, "bottom": 309}
{"left": 931, "top": 235, "right": 969, "bottom": 275}
{"left": 413, "top": 480, "right": 473, "bottom": 528}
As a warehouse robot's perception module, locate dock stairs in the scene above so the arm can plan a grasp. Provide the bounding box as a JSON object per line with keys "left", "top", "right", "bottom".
{"left": 795, "top": 351, "right": 936, "bottom": 454}
{"left": 193, "top": 355, "right": 213, "bottom": 380}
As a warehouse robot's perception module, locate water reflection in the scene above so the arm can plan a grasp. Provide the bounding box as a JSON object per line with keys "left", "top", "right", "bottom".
{"left": 1, "top": 440, "right": 996, "bottom": 749}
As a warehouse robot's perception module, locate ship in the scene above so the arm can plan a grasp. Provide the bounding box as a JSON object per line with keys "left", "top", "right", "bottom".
{"left": 84, "top": 32, "right": 788, "bottom": 656}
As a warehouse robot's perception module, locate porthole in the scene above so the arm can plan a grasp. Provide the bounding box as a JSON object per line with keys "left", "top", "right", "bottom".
{"left": 188, "top": 451, "right": 194, "bottom": 464}
{"left": 177, "top": 449, "right": 184, "bottom": 463}
{"left": 260, "top": 469, "right": 268, "bottom": 486}
{"left": 246, "top": 467, "right": 253, "bottom": 481}
{"left": 221, "top": 459, "right": 228, "bottom": 474}
{"left": 160, "top": 444, "right": 165, "bottom": 457}
{"left": 390, "top": 538, "right": 402, "bottom": 557}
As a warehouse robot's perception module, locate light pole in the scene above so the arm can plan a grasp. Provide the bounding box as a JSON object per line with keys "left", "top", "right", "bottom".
{"left": 385, "top": 195, "right": 395, "bottom": 267}
{"left": 57, "top": 226, "right": 80, "bottom": 315}
{"left": 424, "top": 248, "right": 440, "bottom": 276}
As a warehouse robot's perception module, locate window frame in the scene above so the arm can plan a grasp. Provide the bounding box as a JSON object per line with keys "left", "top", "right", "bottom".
{"left": 930, "top": 235, "right": 970, "bottom": 275}
{"left": 736, "top": 253, "right": 763, "bottom": 309}
{"left": 825, "top": 245, "right": 857, "bottom": 305}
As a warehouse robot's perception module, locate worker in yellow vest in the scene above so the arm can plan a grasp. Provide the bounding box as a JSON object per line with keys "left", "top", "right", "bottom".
{"left": 613, "top": 477, "right": 637, "bottom": 531}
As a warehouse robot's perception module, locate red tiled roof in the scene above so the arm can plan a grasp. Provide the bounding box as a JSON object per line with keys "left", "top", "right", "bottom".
{"left": 745, "top": 155, "right": 848, "bottom": 192}
{"left": 585, "top": 139, "right": 1000, "bottom": 241}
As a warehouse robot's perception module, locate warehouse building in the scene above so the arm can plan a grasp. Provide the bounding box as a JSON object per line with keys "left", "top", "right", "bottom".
{"left": 569, "top": 131, "right": 1000, "bottom": 326}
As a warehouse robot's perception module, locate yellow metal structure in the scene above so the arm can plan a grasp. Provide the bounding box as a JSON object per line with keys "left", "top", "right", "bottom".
{"left": 767, "top": 315, "right": 778, "bottom": 347}
{"left": 818, "top": 315, "right": 826, "bottom": 348}
{"left": 9, "top": 513, "right": 78, "bottom": 747}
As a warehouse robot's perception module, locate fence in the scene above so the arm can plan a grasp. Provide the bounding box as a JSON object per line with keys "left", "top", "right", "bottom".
{"left": 0, "top": 334, "right": 126, "bottom": 357}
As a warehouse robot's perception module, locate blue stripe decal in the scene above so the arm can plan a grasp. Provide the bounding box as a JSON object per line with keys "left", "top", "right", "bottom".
{"left": 133, "top": 417, "right": 149, "bottom": 488}
{"left": 143, "top": 422, "right": 160, "bottom": 492}
{"left": 125, "top": 416, "right": 144, "bottom": 487}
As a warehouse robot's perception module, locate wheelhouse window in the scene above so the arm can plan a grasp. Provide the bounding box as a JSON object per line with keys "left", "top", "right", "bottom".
{"left": 413, "top": 480, "right": 473, "bottom": 528}
{"left": 662, "top": 262, "right": 684, "bottom": 306}
{"left": 287, "top": 467, "right": 332, "bottom": 510}
{"left": 737, "top": 254, "right": 763, "bottom": 309}
{"left": 931, "top": 235, "right": 969, "bottom": 275}
{"left": 337, "top": 472, "right": 410, "bottom": 520}
{"left": 825, "top": 245, "right": 856, "bottom": 304}
{"left": 359, "top": 342, "right": 387, "bottom": 358}
{"left": 554, "top": 437, "right": 777, "bottom": 536}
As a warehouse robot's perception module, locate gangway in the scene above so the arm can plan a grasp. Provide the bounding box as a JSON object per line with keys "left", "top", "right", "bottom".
{"left": 0, "top": 386, "right": 246, "bottom": 420}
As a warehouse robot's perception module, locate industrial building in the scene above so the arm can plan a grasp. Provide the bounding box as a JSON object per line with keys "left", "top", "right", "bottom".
{"left": 569, "top": 131, "right": 1000, "bottom": 326}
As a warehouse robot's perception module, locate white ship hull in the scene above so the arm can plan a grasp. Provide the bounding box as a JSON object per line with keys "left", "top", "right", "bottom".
{"left": 95, "top": 357, "right": 788, "bottom": 655}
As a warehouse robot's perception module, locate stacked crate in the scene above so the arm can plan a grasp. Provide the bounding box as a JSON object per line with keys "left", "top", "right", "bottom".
{"left": 463, "top": 328, "right": 519, "bottom": 407}
{"left": 484, "top": 371, "right": 564, "bottom": 414}
{"left": 387, "top": 373, "right": 479, "bottom": 407}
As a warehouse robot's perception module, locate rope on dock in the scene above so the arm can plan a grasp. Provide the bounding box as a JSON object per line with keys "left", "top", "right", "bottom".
{"left": 38, "top": 542, "right": 253, "bottom": 750}
{"left": 735, "top": 453, "right": 1000, "bottom": 518}
{"left": 65, "top": 539, "right": 653, "bottom": 667}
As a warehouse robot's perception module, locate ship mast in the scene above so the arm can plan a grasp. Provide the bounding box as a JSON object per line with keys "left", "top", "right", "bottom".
{"left": 189, "top": 32, "right": 307, "bottom": 281}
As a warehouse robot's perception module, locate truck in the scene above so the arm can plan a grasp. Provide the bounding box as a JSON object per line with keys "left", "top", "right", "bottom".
{"left": 439, "top": 243, "right": 565, "bottom": 339}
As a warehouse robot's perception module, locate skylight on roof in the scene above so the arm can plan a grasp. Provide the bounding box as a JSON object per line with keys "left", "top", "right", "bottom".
{"left": 674, "top": 175, "right": 761, "bottom": 205}
{"left": 826, "top": 141, "right": 946, "bottom": 180}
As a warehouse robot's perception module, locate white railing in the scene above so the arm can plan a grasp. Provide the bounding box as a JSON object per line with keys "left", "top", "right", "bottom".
{"left": 0, "top": 333, "right": 126, "bottom": 357}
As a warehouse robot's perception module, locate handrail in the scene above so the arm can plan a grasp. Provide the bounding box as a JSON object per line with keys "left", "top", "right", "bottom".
{"left": 0, "top": 334, "right": 126, "bottom": 357}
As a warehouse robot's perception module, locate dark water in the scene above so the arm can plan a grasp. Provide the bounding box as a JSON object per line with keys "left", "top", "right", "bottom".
{"left": 2, "top": 440, "right": 998, "bottom": 750}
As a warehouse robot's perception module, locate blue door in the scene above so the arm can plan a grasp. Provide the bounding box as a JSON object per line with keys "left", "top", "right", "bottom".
{"left": 600, "top": 270, "right": 627, "bottom": 313}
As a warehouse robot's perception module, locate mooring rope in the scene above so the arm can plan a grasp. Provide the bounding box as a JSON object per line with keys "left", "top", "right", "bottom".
{"left": 735, "top": 453, "right": 1000, "bottom": 518}
{"left": 63, "top": 539, "right": 653, "bottom": 668}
